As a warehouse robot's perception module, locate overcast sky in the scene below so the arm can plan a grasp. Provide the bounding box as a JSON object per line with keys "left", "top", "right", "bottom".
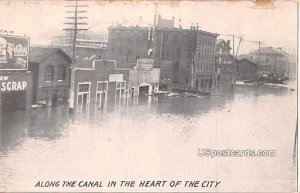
{"left": 0, "top": 0, "right": 297, "bottom": 55}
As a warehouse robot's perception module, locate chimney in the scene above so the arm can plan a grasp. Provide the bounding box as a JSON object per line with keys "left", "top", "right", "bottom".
{"left": 227, "top": 40, "right": 230, "bottom": 46}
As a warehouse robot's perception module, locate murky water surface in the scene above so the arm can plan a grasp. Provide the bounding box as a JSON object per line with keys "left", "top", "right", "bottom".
{"left": 0, "top": 84, "right": 297, "bottom": 192}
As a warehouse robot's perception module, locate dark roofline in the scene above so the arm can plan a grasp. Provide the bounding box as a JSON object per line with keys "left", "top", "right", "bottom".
{"left": 30, "top": 47, "right": 72, "bottom": 63}
{"left": 239, "top": 58, "right": 259, "bottom": 66}
{"left": 217, "top": 39, "right": 232, "bottom": 49}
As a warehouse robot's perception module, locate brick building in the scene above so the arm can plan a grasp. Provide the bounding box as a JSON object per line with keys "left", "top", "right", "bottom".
{"left": 73, "top": 60, "right": 130, "bottom": 114}
{"left": 29, "top": 47, "right": 71, "bottom": 107}
{"left": 107, "top": 24, "right": 218, "bottom": 92}
{"left": 107, "top": 26, "right": 151, "bottom": 68}
{"left": 191, "top": 28, "right": 218, "bottom": 92}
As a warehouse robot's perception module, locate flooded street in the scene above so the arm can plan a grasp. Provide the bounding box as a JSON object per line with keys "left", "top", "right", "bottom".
{"left": 0, "top": 84, "right": 297, "bottom": 192}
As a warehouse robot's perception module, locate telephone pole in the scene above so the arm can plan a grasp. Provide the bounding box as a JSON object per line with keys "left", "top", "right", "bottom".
{"left": 63, "top": 0, "right": 88, "bottom": 112}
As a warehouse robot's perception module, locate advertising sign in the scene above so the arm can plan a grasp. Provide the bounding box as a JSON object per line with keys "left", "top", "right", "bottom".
{"left": 109, "top": 74, "right": 123, "bottom": 82}
{"left": 137, "top": 58, "right": 153, "bottom": 71}
{"left": 0, "top": 35, "right": 29, "bottom": 70}
{"left": 0, "top": 75, "right": 27, "bottom": 92}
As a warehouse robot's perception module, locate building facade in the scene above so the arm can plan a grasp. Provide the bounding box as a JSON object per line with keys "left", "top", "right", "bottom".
{"left": 107, "top": 26, "right": 151, "bottom": 68}
{"left": 236, "top": 58, "right": 259, "bottom": 81}
{"left": 29, "top": 47, "right": 71, "bottom": 107}
{"left": 73, "top": 60, "right": 131, "bottom": 115}
{"left": 193, "top": 30, "right": 218, "bottom": 92}
{"left": 215, "top": 39, "right": 235, "bottom": 90}
{"left": 107, "top": 24, "right": 218, "bottom": 92}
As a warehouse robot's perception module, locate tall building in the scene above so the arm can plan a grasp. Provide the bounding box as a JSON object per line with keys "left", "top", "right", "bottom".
{"left": 107, "top": 25, "right": 151, "bottom": 68}
{"left": 107, "top": 23, "right": 218, "bottom": 92}
{"left": 193, "top": 29, "right": 218, "bottom": 92}
{"left": 51, "top": 31, "right": 108, "bottom": 49}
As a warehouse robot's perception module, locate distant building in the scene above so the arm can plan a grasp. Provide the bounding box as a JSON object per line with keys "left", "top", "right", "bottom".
{"left": 157, "top": 15, "right": 175, "bottom": 28}
{"left": 215, "top": 39, "right": 235, "bottom": 90}
{"left": 29, "top": 47, "right": 72, "bottom": 107}
{"left": 51, "top": 31, "right": 108, "bottom": 49}
{"left": 236, "top": 58, "right": 259, "bottom": 81}
{"left": 107, "top": 26, "right": 151, "bottom": 68}
{"left": 239, "top": 47, "right": 290, "bottom": 77}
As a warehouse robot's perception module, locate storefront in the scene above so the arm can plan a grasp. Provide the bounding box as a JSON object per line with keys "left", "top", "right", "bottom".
{"left": 73, "top": 60, "right": 130, "bottom": 115}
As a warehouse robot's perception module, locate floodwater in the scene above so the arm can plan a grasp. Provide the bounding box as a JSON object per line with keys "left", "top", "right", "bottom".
{"left": 0, "top": 84, "right": 297, "bottom": 192}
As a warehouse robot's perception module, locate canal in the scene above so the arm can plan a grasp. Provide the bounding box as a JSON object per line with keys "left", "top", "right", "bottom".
{"left": 0, "top": 84, "right": 297, "bottom": 192}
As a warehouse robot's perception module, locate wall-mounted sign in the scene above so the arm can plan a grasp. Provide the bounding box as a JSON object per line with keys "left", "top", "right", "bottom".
{"left": 109, "top": 74, "right": 123, "bottom": 82}
{"left": 137, "top": 58, "right": 153, "bottom": 71}
{"left": 0, "top": 35, "right": 29, "bottom": 70}
{"left": 0, "top": 76, "right": 27, "bottom": 92}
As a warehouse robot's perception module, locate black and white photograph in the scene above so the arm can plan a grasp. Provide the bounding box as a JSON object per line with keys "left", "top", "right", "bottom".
{"left": 0, "top": 0, "right": 298, "bottom": 192}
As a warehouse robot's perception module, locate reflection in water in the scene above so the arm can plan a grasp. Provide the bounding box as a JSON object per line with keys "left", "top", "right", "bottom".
{"left": 0, "top": 84, "right": 297, "bottom": 192}
{"left": 0, "top": 106, "right": 69, "bottom": 153}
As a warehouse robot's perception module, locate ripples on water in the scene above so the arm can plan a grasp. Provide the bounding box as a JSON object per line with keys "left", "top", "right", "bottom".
{"left": 0, "top": 84, "right": 297, "bottom": 192}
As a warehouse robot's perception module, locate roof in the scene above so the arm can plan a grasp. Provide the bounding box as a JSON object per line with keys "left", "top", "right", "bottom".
{"left": 53, "top": 46, "right": 108, "bottom": 68}
{"left": 30, "top": 47, "right": 72, "bottom": 63}
{"left": 250, "top": 47, "right": 282, "bottom": 55}
{"left": 238, "top": 58, "right": 259, "bottom": 66}
{"left": 216, "top": 39, "right": 231, "bottom": 49}
{"left": 108, "top": 25, "right": 149, "bottom": 31}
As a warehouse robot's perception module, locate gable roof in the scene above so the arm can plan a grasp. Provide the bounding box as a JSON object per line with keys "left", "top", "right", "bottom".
{"left": 216, "top": 39, "right": 231, "bottom": 49}
{"left": 250, "top": 47, "right": 282, "bottom": 55}
{"left": 29, "top": 47, "right": 72, "bottom": 63}
{"left": 238, "top": 58, "right": 259, "bottom": 66}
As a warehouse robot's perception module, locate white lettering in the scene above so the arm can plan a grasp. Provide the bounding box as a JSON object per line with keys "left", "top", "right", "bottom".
{"left": 1, "top": 82, "right": 6, "bottom": 91}
{"left": 22, "top": 81, "right": 27, "bottom": 89}
{"left": 12, "top": 81, "right": 17, "bottom": 90}
{"left": 0, "top": 81, "right": 27, "bottom": 92}
{"left": 6, "top": 82, "right": 11, "bottom": 91}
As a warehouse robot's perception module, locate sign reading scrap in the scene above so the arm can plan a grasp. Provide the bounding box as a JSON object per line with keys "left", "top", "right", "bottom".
{"left": 137, "top": 58, "right": 153, "bottom": 71}
{"left": 0, "top": 35, "right": 29, "bottom": 70}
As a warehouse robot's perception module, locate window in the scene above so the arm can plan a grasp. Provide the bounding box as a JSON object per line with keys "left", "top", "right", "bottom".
{"left": 58, "top": 65, "right": 66, "bottom": 81}
{"left": 45, "top": 65, "right": 53, "bottom": 82}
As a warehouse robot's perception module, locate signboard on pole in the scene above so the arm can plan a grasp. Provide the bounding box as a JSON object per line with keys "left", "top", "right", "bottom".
{"left": 109, "top": 74, "right": 123, "bottom": 82}
{"left": 137, "top": 58, "right": 153, "bottom": 71}
{"left": 0, "top": 35, "right": 29, "bottom": 70}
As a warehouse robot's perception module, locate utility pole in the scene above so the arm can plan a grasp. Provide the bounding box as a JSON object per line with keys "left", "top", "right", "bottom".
{"left": 224, "top": 34, "right": 242, "bottom": 90}
{"left": 258, "top": 41, "right": 262, "bottom": 83}
{"left": 63, "top": 0, "right": 88, "bottom": 112}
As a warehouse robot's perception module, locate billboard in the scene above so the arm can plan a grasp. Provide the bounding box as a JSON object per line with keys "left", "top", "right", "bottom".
{"left": 137, "top": 58, "right": 153, "bottom": 71}
{"left": 0, "top": 35, "right": 29, "bottom": 70}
